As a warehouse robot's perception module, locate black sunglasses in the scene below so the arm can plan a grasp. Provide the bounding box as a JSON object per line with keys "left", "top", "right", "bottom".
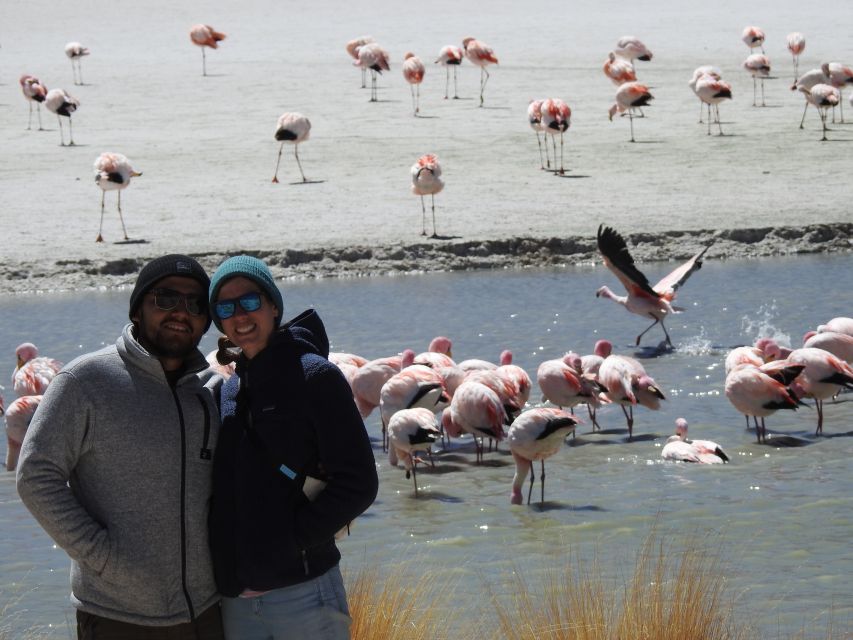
{"left": 148, "top": 288, "right": 207, "bottom": 316}
{"left": 214, "top": 292, "right": 264, "bottom": 320}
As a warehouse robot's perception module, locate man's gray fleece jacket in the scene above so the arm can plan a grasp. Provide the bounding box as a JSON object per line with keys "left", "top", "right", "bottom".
{"left": 16, "top": 324, "right": 222, "bottom": 626}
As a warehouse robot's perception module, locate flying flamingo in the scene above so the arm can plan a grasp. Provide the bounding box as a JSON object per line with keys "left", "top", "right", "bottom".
{"left": 596, "top": 224, "right": 712, "bottom": 348}
{"left": 462, "top": 37, "right": 498, "bottom": 107}
{"left": 786, "top": 33, "right": 805, "bottom": 82}
{"left": 387, "top": 407, "right": 441, "bottom": 496}
{"left": 4, "top": 395, "right": 42, "bottom": 472}
{"left": 13, "top": 343, "right": 62, "bottom": 397}
{"left": 799, "top": 84, "right": 841, "bottom": 141}
{"left": 345, "top": 36, "right": 375, "bottom": 88}
{"left": 402, "top": 52, "right": 425, "bottom": 116}
{"left": 45, "top": 88, "right": 79, "bottom": 146}
{"left": 689, "top": 66, "right": 723, "bottom": 123}
{"left": 821, "top": 62, "right": 853, "bottom": 123}
{"left": 411, "top": 153, "right": 444, "bottom": 238}
{"left": 742, "top": 26, "right": 766, "bottom": 54}
{"left": 94, "top": 152, "right": 142, "bottom": 242}
{"left": 787, "top": 348, "right": 853, "bottom": 435}
{"left": 724, "top": 364, "right": 800, "bottom": 442}
{"left": 527, "top": 99, "right": 549, "bottom": 170}
{"left": 64, "top": 42, "right": 90, "bottom": 85}
{"left": 694, "top": 75, "right": 732, "bottom": 135}
{"left": 508, "top": 408, "right": 579, "bottom": 505}
{"left": 598, "top": 354, "right": 664, "bottom": 439}
{"left": 189, "top": 24, "right": 226, "bottom": 76}
{"left": 661, "top": 418, "right": 729, "bottom": 464}
{"left": 608, "top": 82, "right": 653, "bottom": 142}
{"left": 20, "top": 75, "right": 48, "bottom": 130}
{"left": 603, "top": 52, "right": 637, "bottom": 86}
{"left": 355, "top": 42, "right": 390, "bottom": 102}
{"left": 435, "top": 45, "right": 464, "bottom": 99}
{"left": 272, "top": 112, "right": 311, "bottom": 183}
{"left": 614, "top": 36, "right": 653, "bottom": 62}
{"left": 792, "top": 67, "right": 830, "bottom": 128}
{"left": 743, "top": 54, "right": 771, "bottom": 107}
{"left": 540, "top": 98, "right": 571, "bottom": 175}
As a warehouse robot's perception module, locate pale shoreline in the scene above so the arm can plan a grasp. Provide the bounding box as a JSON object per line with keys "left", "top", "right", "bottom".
{"left": 2, "top": 222, "right": 849, "bottom": 294}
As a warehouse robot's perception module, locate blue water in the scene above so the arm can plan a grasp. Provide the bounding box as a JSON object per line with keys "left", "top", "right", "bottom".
{"left": 2, "top": 254, "right": 852, "bottom": 638}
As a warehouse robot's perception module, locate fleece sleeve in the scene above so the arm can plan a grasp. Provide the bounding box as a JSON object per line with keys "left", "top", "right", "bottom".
{"left": 16, "top": 371, "right": 112, "bottom": 574}
{"left": 293, "top": 365, "right": 379, "bottom": 548}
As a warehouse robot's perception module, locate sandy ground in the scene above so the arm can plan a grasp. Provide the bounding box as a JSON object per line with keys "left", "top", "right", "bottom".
{"left": 0, "top": 0, "right": 851, "bottom": 294}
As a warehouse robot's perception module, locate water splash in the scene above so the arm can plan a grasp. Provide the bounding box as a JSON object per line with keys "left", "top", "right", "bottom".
{"left": 740, "top": 301, "right": 792, "bottom": 347}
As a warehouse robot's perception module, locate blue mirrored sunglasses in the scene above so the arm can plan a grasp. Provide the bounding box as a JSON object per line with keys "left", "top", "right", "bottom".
{"left": 214, "top": 292, "right": 263, "bottom": 320}
{"left": 148, "top": 288, "right": 207, "bottom": 316}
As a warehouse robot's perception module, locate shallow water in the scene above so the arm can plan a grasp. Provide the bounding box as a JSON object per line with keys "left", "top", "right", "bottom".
{"left": 2, "top": 254, "right": 853, "bottom": 637}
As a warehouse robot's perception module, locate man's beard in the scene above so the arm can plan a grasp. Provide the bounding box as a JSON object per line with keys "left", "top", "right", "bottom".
{"left": 135, "top": 324, "right": 198, "bottom": 360}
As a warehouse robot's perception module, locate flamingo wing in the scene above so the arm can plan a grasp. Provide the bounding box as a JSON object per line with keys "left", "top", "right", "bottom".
{"left": 652, "top": 242, "right": 713, "bottom": 295}
{"left": 597, "top": 224, "right": 657, "bottom": 298}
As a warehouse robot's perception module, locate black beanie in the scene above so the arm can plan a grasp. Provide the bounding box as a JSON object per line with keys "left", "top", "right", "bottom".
{"left": 129, "top": 254, "right": 212, "bottom": 331}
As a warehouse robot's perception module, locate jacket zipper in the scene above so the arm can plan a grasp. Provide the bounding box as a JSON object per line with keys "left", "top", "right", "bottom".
{"left": 171, "top": 387, "right": 196, "bottom": 621}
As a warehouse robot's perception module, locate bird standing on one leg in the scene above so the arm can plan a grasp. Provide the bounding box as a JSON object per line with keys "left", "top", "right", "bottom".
{"left": 411, "top": 154, "right": 444, "bottom": 238}
{"left": 786, "top": 33, "right": 805, "bottom": 83}
{"left": 462, "top": 37, "right": 498, "bottom": 107}
{"left": 189, "top": 24, "right": 226, "bottom": 76}
{"left": 45, "top": 88, "right": 79, "bottom": 146}
{"left": 527, "top": 99, "right": 548, "bottom": 170}
{"left": 93, "top": 152, "right": 142, "bottom": 242}
{"left": 272, "top": 112, "right": 311, "bottom": 183}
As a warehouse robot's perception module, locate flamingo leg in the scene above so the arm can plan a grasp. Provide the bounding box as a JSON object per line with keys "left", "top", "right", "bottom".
{"left": 760, "top": 78, "right": 766, "bottom": 107}
{"left": 620, "top": 404, "right": 634, "bottom": 439}
{"left": 707, "top": 105, "right": 712, "bottom": 135}
{"left": 410, "top": 84, "right": 417, "bottom": 115}
{"left": 57, "top": 116, "right": 66, "bottom": 146}
{"left": 381, "top": 416, "right": 387, "bottom": 452}
{"left": 412, "top": 457, "right": 419, "bottom": 497}
{"left": 839, "top": 91, "right": 845, "bottom": 123}
{"left": 38, "top": 104, "right": 43, "bottom": 130}
{"left": 68, "top": 117, "right": 75, "bottom": 146}
{"left": 815, "top": 399, "right": 824, "bottom": 435}
{"left": 628, "top": 111, "right": 636, "bottom": 142}
{"left": 546, "top": 134, "right": 554, "bottom": 170}
{"left": 272, "top": 142, "right": 284, "bottom": 183}
{"left": 453, "top": 66, "right": 459, "bottom": 99}
{"left": 635, "top": 316, "right": 661, "bottom": 346}
{"left": 558, "top": 132, "right": 565, "bottom": 175}
{"left": 361, "top": 67, "right": 366, "bottom": 89}
{"left": 117, "top": 190, "right": 129, "bottom": 240}
{"left": 819, "top": 109, "right": 829, "bottom": 141}
{"left": 201, "top": 47, "right": 207, "bottom": 77}
{"left": 444, "top": 67, "right": 450, "bottom": 100}
{"left": 698, "top": 99, "right": 704, "bottom": 123}
{"left": 752, "top": 77, "right": 757, "bottom": 107}
{"left": 420, "top": 195, "right": 427, "bottom": 236}
{"left": 716, "top": 105, "right": 724, "bottom": 136}
{"left": 799, "top": 101, "right": 809, "bottom": 129}
{"left": 430, "top": 193, "right": 438, "bottom": 239}
{"left": 97, "top": 190, "right": 106, "bottom": 242}
{"left": 526, "top": 460, "right": 535, "bottom": 505}
{"left": 78, "top": 60, "right": 85, "bottom": 86}
{"left": 587, "top": 404, "right": 600, "bottom": 431}
{"left": 535, "top": 131, "right": 545, "bottom": 170}
{"left": 294, "top": 144, "right": 307, "bottom": 182}
{"left": 479, "top": 67, "right": 490, "bottom": 107}
{"left": 792, "top": 55, "right": 798, "bottom": 84}
{"left": 540, "top": 459, "right": 546, "bottom": 504}
{"left": 27, "top": 102, "right": 33, "bottom": 130}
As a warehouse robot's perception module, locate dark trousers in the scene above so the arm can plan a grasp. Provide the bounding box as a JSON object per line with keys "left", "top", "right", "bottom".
{"left": 76, "top": 603, "right": 225, "bottom": 640}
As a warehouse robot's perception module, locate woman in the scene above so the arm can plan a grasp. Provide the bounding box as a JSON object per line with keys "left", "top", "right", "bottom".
{"left": 207, "top": 255, "right": 378, "bottom": 639}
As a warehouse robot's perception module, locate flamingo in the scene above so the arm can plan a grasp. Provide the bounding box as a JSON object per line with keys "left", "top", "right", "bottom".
{"left": 742, "top": 26, "right": 766, "bottom": 54}
{"left": 694, "top": 75, "right": 732, "bottom": 135}
{"left": 792, "top": 68, "right": 831, "bottom": 129}
{"left": 689, "top": 66, "right": 723, "bottom": 123}
{"left": 803, "top": 332, "right": 853, "bottom": 364}
{"left": 724, "top": 364, "right": 800, "bottom": 442}
{"left": 411, "top": 153, "right": 444, "bottom": 238}
{"left": 608, "top": 82, "right": 653, "bottom": 142}
{"left": 428, "top": 335, "right": 453, "bottom": 356}
{"left": 580, "top": 339, "right": 612, "bottom": 429}
{"left": 350, "top": 355, "right": 402, "bottom": 418}
{"left": 799, "top": 84, "right": 841, "bottom": 141}
{"left": 65, "top": 42, "right": 90, "bottom": 85}
{"left": 818, "top": 317, "right": 853, "bottom": 337}
{"left": 527, "top": 99, "right": 549, "bottom": 170}
{"left": 13, "top": 343, "right": 62, "bottom": 397}
{"left": 272, "top": 112, "right": 311, "bottom": 183}
{"left": 596, "top": 224, "right": 712, "bottom": 347}
{"left": 787, "top": 348, "right": 853, "bottom": 435}
{"left": 329, "top": 352, "right": 369, "bottom": 369}
{"left": 354, "top": 42, "right": 390, "bottom": 102}
{"left": 462, "top": 37, "right": 498, "bottom": 107}
{"left": 537, "top": 354, "right": 602, "bottom": 416}
{"left": 345, "top": 36, "right": 375, "bottom": 88}
{"left": 540, "top": 98, "right": 571, "bottom": 175}
{"left": 661, "top": 418, "right": 729, "bottom": 464}
{"left": 598, "top": 354, "right": 664, "bottom": 439}
{"left": 447, "top": 379, "right": 507, "bottom": 463}
{"left": 435, "top": 45, "right": 464, "bottom": 99}
{"left": 387, "top": 407, "right": 442, "bottom": 496}
{"left": 614, "top": 36, "right": 653, "bottom": 62}
{"left": 786, "top": 33, "right": 805, "bottom": 82}
{"left": 94, "top": 152, "right": 142, "bottom": 242}
{"left": 20, "top": 75, "right": 48, "bottom": 130}
{"left": 402, "top": 53, "right": 425, "bottom": 116}
{"left": 743, "top": 54, "right": 771, "bottom": 107}
{"left": 603, "top": 52, "right": 637, "bottom": 86}
{"left": 508, "top": 408, "right": 579, "bottom": 505}
{"left": 45, "top": 88, "right": 79, "bottom": 146}
{"left": 4, "top": 395, "right": 42, "bottom": 472}
{"left": 496, "top": 351, "right": 532, "bottom": 411}
{"left": 189, "top": 24, "right": 226, "bottom": 76}
{"left": 821, "top": 62, "right": 853, "bottom": 123}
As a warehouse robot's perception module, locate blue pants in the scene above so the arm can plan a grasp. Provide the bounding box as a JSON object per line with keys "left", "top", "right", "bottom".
{"left": 221, "top": 565, "right": 351, "bottom": 640}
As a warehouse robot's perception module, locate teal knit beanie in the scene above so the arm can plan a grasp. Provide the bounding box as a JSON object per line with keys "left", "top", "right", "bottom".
{"left": 208, "top": 255, "right": 283, "bottom": 332}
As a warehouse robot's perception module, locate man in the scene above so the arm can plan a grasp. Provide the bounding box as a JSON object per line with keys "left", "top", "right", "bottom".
{"left": 17, "top": 254, "right": 225, "bottom": 639}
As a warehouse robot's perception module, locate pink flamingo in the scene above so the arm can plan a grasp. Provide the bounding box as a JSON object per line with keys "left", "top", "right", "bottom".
{"left": 355, "top": 43, "right": 390, "bottom": 102}
{"left": 435, "top": 45, "right": 464, "bottom": 99}
{"left": 608, "top": 82, "right": 653, "bottom": 142}
{"left": 689, "top": 66, "right": 723, "bottom": 123}
{"left": 462, "top": 37, "right": 498, "bottom": 107}
{"left": 694, "top": 75, "right": 732, "bottom": 135}
{"left": 580, "top": 340, "right": 613, "bottom": 428}
{"left": 20, "top": 75, "right": 48, "bottom": 130}
{"left": 189, "top": 24, "right": 226, "bottom": 76}
{"left": 346, "top": 36, "right": 375, "bottom": 88}
{"left": 614, "top": 36, "right": 653, "bottom": 62}
{"left": 792, "top": 67, "right": 831, "bottom": 128}
{"left": 819, "top": 317, "right": 853, "bottom": 337}
{"left": 94, "top": 152, "right": 142, "bottom": 242}
{"left": 496, "top": 351, "right": 532, "bottom": 411}
{"left": 65, "top": 42, "right": 90, "bottom": 85}
{"left": 540, "top": 98, "right": 571, "bottom": 175}
{"left": 800, "top": 84, "right": 841, "bottom": 140}
{"left": 272, "top": 112, "right": 311, "bottom": 183}
{"left": 447, "top": 379, "right": 507, "bottom": 463}
{"left": 743, "top": 54, "right": 771, "bottom": 107}
{"left": 45, "top": 88, "right": 79, "bottom": 146}
{"left": 661, "top": 418, "right": 729, "bottom": 464}
{"left": 724, "top": 364, "right": 800, "bottom": 442}
{"left": 5, "top": 395, "right": 42, "bottom": 472}
{"left": 350, "top": 355, "right": 402, "bottom": 418}
{"left": 402, "top": 53, "right": 425, "bottom": 115}
{"left": 537, "top": 354, "right": 602, "bottom": 416}
{"left": 787, "top": 348, "right": 853, "bottom": 435}
{"left": 596, "top": 224, "right": 712, "bottom": 348}
{"left": 786, "top": 33, "right": 805, "bottom": 82}
{"left": 804, "top": 331, "right": 853, "bottom": 364}
{"left": 527, "top": 99, "right": 549, "bottom": 170}
{"left": 508, "top": 408, "right": 579, "bottom": 505}
{"left": 329, "top": 352, "right": 369, "bottom": 369}
{"left": 821, "top": 62, "right": 853, "bottom": 123}
{"left": 465, "top": 369, "right": 522, "bottom": 421}
{"left": 387, "top": 407, "right": 441, "bottom": 496}
{"left": 13, "top": 343, "right": 62, "bottom": 397}
{"left": 604, "top": 52, "right": 637, "bottom": 86}
{"left": 428, "top": 335, "right": 453, "bottom": 356}
{"left": 411, "top": 154, "right": 444, "bottom": 238}
{"left": 742, "top": 26, "right": 766, "bottom": 54}
{"left": 598, "top": 354, "right": 664, "bottom": 439}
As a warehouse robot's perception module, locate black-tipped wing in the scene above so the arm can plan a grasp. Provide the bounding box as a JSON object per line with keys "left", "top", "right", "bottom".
{"left": 653, "top": 242, "right": 713, "bottom": 295}
{"left": 597, "top": 224, "right": 657, "bottom": 298}
{"left": 535, "top": 416, "right": 578, "bottom": 440}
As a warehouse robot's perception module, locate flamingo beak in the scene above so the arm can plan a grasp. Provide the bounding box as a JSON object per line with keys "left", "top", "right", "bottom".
{"left": 132, "top": 171, "right": 143, "bottom": 177}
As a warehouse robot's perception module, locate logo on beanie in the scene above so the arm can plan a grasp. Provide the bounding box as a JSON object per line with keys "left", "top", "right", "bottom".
{"left": 175, "top": 260, "right": 192, "bottom": 273}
